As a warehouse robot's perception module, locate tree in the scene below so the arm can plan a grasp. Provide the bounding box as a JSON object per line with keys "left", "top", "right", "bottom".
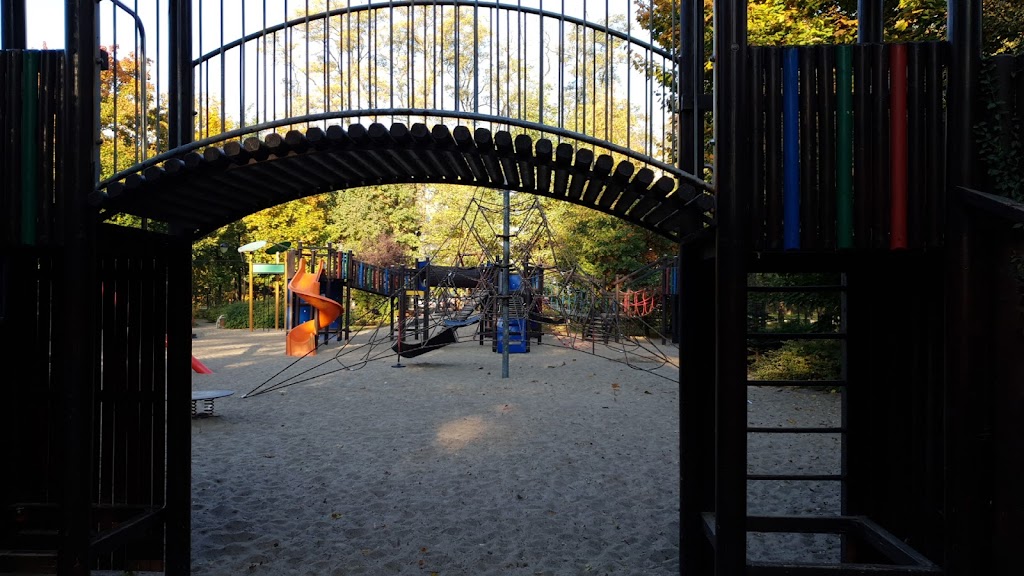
{"left": 242, "top": 193, "right": 340, "bottom": 253}
{"left": 99, "top": 45, "right": 166, "bottom": 180}
{"left": 329, "top": 184, "right": 422, "bottom": 260}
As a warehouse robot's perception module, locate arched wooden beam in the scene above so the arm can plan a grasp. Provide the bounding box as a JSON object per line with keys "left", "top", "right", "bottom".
{"left": 91, "top": 123, "right": 716, "bottom": 242}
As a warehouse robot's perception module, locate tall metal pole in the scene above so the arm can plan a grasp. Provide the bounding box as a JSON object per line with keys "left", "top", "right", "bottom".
{"left": 857, "top": 0, "right": 884, "bottom": 43}
{"left": 63, "top": 1, "right": 99, "bottom": 573}
{"left": 248, "top": 255, "right": 254, "bottom": 331}
{"left": 501, "top": 188, "right": 511, "bottom": 378}
{"left": 168, "top": 0, "right": 194, "bottom": 149}
{"left": 1, "top": 0, "right": 26, "bottom": 48}
{"left": 713, "top": 0, "right": 750, "bottom": 572}
{"left": 945, "top": 0, "right": 983, "bottom": 571}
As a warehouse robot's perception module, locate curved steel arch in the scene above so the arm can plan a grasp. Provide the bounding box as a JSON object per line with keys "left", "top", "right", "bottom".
{"left": 100, "top": 109, "right": 710, "bottom": 191}
{"left": 195, "top": 0, "right": 676, "bottom": 68}
{"left": 186, "top": 0, "right": 688, "bottom": 178}
{"left": 93, "top": 121, "right": 714, "bottom": 243}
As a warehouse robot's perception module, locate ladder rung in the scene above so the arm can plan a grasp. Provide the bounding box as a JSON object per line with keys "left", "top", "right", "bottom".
{"left": 747, "top": 474, "right": 845, "bottom": 482}
{"left": 746, "top": 284, "right": 845, "bottom": 293}
{"left": 747, "top": 332, "right": 846, "bottom": 340}
{"left": 747, "top": 427, "right": 845, "bottom": 434}
{"left": 747, "top": 379, "right": 846, "bottom": 388}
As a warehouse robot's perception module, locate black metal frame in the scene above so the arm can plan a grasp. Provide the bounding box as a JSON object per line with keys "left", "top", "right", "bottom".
{"left": 4, "top": 0, "right": 1020, "bottom": 574}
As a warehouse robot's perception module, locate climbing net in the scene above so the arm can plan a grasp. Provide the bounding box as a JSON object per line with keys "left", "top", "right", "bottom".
{"left": 243, "top": 196, "right": 679, "bottom": 397}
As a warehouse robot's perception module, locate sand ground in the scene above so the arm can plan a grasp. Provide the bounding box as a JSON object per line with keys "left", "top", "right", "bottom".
{"left": 189, "top": 321, "right": 840, "bottom": 575}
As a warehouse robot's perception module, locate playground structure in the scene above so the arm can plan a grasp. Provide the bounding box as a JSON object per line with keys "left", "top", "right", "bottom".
{"left": 269, "top": 192, "right": 682, "bottom": 364}
{"left": 284, "top": 256, "right": 343, "bottom": 357}
{"left": 275, "top": 240, "right": 680, "bottom": 363}
{"left": 2, "top": 1, "right": 1023, "bottom": 575}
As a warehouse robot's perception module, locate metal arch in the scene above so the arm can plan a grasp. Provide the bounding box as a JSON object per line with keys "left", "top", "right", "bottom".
{"left": 191, "top": 0, "right": 678, "bottom": 68}
{"left": 98, "top": 108, "right": 711, "bottom": 192}
{"left": 93, "top": 122, "right": 715, "bottom": 243}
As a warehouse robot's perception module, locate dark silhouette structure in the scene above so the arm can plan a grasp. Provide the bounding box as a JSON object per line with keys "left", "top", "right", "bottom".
{"left": 1, "top": 0, "right": 1021, "bottom": 574}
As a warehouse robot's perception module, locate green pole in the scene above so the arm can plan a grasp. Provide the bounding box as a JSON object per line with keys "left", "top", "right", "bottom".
{"left": 835, "top": 45, "right": 854, "bottom": 249}
{"left": 20, "top": 50, "right": 39, "bottom": 245}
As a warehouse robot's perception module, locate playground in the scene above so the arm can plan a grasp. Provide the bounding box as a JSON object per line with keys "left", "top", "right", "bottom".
{"left": 3, "top": 0, "right": 1023, "bottom": 574}
{"left": 188, "top": 321, "right": 838, "bottom": 574}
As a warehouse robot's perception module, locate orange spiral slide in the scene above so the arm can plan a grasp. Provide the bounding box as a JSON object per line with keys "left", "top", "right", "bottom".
{"left": 286, "top": 257, "right": 343, "bottom": 357}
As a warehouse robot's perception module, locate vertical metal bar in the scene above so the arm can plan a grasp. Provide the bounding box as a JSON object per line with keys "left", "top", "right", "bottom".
{"left": 579, "top": 6, "right": 584, "bottom": 134}
{"left": 1, "top": 0, "right": 26, "bottom": 48}
{"left": 166, "top": 237, "right": 193, "bottom": 576}
{"left": 424, "top": 3, "right": 429, "bottom": 111}
{"left": 371, "top": 4, "right": 377, "bottom": 119}
{"left": 558, "top": 0, "right": 564, "bottom": 131}
{"left": 490, "top": 2, "right": 497, "bottom": 124}
{"left": 783, "top": 47, "right": 799, "bottom": 250}
{"left": 750, "top": 46, "right": 765, "bottom": 251}
{"left": 113, "top": 5, "right": 120, "bottom": 170}
{"left": 372, "top": 4, "right": 378, "bottom": 118}
{"left": 168, "top": 0, "right": 193, "bottom": 149}
{"left": 647, "top": 0, "right": 653, "bottom": 156}
{"left": 20, "top": 50, "right": 38, "bottom": 245}
{"left": 434, "top": 0, "right": 439, "bottom": 112}
{"left": 680, "top": 0, "right": 695, "bottom": 175}
{"left": 407, "top": 3, "right": 412, "bottom": 112}
{"left": 593, "top": 14, "right": 600, "bottom": 140}
{"left": 62, "top": 1, "right": 99, "bottom": 571}
{"left": 261, "top": 0, "right": 267, "bottom": 124}
{"left": 155, "top": 0, "right": 162, "bottom": 153}
{"left": 506, "top": 7, "right": 510, "bottom": 124}
{"left": 538, "top": 0, "right": 543, "bottom": 124}
{"left": 133, "top": 0, "right": 141, "bottom": 163}
{"left": 240, "top": 0, "right": 246, "bottom": 126}
{"left": 454, "top": 2, "right": 460, "bottom": 112}
{"left": 356, "top": 8, "right": 361, "bottom": 110}
{"left": 345, "top": 5, "right": 351, "bottom": 112}
{"left": 906, "top": 42, "right": 923, "bottom": 249}
{"left": 325, "top": 0, "right": 330, "bottom": 113}
{"left": 493, "top": 3, "right": 497, "bottom": 124}
{"left": 219, "top": 0, "right": 225, "bottom": 132}
{"left": 666, "top": 0, "right": 676, "bottom": 164}
{"left": 471, "top": 0, "right": 479, "bottom": 115}
{"left": 889, "top": 43, "right": 908, "bottom": 250}
{"left": 857, "top": 0, "right": 884, "bottom": 43}
{"left": 604, "top": 0, "right": 610, "bottom": 141}
{"left": 201, "top": 0, "right": 209, "bottom": 138}
{"left": 945, "top": 0, "right": 983, "bottom": 571}
{"left": 765, "top": 48, "right": 782, "bottom": 250}
{"left": 852, "top": 43, "right": 869, "bottom": 249}
{"left": 818, "top": 45, "right": 836, "bottom": 251}
{"left": 924, "top": 41, "right": 943, "bottom": 247}
{"left": 679, "top": 244, "right": 715, "bottom": 576}
{"left": 835, "top": 44, "right": 853, "bottom": 249}
{"left": 799, "top": 47, "right": 818, "bottom": 249}
{"left": 870, "top": 42, "right": 889, "bottom": 249}
{"left": 274, "top": 2, "right": 279, "bottom": 122}
{"left": 626, "top": 0, "right": 630, "bottom": 149}
{"left": 303, "top": 0, "right": 309, "bottom": 121}
{"left": 713, "top": 0, "right": 749, "bottom": 572}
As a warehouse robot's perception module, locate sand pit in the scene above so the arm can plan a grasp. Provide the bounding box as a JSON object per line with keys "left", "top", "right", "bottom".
{"left": 189, "top": 322, "right": 839, "bottom": 574}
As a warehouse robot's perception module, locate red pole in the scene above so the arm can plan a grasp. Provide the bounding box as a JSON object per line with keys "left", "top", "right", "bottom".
{"left": 889, "top": 43, "right": 908, "bottom": 249}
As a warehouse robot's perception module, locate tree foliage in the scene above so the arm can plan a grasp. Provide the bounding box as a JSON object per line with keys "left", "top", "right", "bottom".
{"left": 638, "top": 0, "right": 1021, "bottom": 55}
{"left": 329, "top": 185, "right": 423, "bottom": 259}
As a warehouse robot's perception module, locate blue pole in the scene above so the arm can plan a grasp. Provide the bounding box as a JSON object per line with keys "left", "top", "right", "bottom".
{"left": 783, "top": 47, "right": 800, "bottom": 250}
